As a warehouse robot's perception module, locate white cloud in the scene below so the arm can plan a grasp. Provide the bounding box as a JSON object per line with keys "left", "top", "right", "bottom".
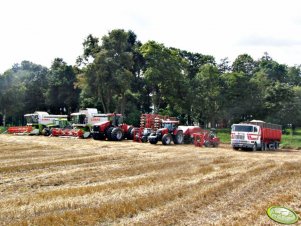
{"left": 0, "top": 0, "right": 300, "bottom": 73}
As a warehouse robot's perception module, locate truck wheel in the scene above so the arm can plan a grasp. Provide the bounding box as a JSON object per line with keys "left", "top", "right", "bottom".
{"left": 174, "top": 131, "right": 184, "bottom": 144}
{"left": 162, "top": 134, "right": 172, "bottom": 145}
{"left": 106, "top": 127, "right": 114, "bottom": 140}
{"left": 261, "top": 142, "right": 266, "bottom": 151}
{"left": 111, "top": 128, "right": 123, "bottom": 141}
{"left": 252, "top": 143, "right": 257, "bottom": 151}
{"left": 233, "top": 147, "right": 239, "bottom": 150}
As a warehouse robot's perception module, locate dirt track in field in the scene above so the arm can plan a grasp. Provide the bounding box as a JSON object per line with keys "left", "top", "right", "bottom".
{"left": 0, "top": 135, "right": 300, "bottom": 225}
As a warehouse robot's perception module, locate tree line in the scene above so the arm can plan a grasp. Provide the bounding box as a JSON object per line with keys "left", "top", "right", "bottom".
{"left": 1, "top": 29, "right": 301, "bottom": 128}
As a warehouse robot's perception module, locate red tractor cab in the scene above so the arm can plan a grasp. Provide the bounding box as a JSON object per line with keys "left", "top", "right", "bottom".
{"left": 148, "top": 120, "right": 184, "bottom": 145}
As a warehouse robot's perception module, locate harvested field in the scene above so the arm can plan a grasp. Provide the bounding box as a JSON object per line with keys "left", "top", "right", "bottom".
{"left": 0, "top": 134, "right": 301, "bottom": 225}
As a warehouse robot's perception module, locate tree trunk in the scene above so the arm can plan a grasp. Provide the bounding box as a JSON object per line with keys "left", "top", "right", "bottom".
{"left": 3, "top": 109, "right": 6, "bottom": 127}
{"left": 120, "top": 93, "right": 126, "bottom": 116}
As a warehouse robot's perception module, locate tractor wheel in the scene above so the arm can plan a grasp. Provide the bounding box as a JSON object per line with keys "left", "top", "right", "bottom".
{"left": 92, "top": 133, "right": 100, "bottom": 140}
{"left": 111, "top": 128, "right": 123, "bottom": 141}
{"left": 92, "top": 133, "right": 103, "bottom": 140}
{"left": 174, "top": 131, "right": 184, "bottom": 144}
{"left": 42, "top": 128, "right": 51, "bottom": 136}
{"left": 141, "top": 135, "right": 148, "bottom": 143}
{"left": 106, "top": 127, "right": 114, "bottom": 140}
{"left": 127, "top": 126, "right": 134, "bottom": 140}
{"left": 149, "top": 137, "right": 158, "bottom": 144}
{"left": 204, "top": 141, "right": 210, "bottom": 147}
{"left": 162, "top": 134, "right": 172, "bottom": 145}
{"left": 148, "top": 133, "right": 158, "bottom": 144}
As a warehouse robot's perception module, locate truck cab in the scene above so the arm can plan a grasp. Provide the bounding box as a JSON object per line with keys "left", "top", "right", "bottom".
{"left": 231, "top": 123, "right": 261, "bottom": 151}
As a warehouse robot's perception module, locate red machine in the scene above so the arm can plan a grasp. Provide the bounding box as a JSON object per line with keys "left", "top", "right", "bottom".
{"left": 7, "top": 126, "right": 33, "bottom": 134}
{"left": 193, "top": 130, "right": 220, "bottom": 147}
{"left": 133, "top": 114, "right": 162, "bottom": 142}
{"left": 133, "top": 114, "right": 177, "bottom": 142}
{"left": 178, "top": 126, "right": 202, "bottom": 143}
{"left": 91, "top": 113, "right": 133, "bottom": 141}
{"left": 148, "top": 120, "right": 184, "bottom": 145}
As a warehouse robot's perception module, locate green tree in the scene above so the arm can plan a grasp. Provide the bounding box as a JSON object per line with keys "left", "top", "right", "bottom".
{"left": 258, "top": 53, "right": 287, "bottom": 82}
{"left": 46, "top": 58, "right": 79, "bottom": 114}
{"left": 140, "top": 41, "right": 187, "bottom": 115}
{"left": 192, "top": 64, "right": 221, "bottom": 127}
{"left": 232, "top": 54, "right": 257, "bottom": 76}
{"left": 79, "top": 29, "right": 135, "bottom": 115}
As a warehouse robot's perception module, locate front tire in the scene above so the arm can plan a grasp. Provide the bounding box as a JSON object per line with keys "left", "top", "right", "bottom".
{"left": 149, "top": 137, "right": 158, "bottom": 144}
{"left": 252, "top": 143, "right": 257, "bottom": 151}
{"left": 162, "top": 134, "right": 172, "bottom": 145}
{"left": 111, "top": 128, "right": 123, "bottom": 141}
{"left": 174, "top": 131, "right": 184, "bottom": 144}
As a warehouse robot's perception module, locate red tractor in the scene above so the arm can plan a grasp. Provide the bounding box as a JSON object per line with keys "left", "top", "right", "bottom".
{"left": 91, "top": 113, "right": 133, "bottom": 141}
{"left": 148, "top": 120, "right": 184, "bottom": 145}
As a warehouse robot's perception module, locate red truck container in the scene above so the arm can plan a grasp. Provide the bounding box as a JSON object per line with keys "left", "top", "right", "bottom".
{"left": 231, "top": 120, "right": 282, "bottom": 151}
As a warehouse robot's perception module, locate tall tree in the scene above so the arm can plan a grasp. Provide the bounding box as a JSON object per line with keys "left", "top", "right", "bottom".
{"left": 79, "top": 29, "right": 135, "bottom": 115}
{"left": 192, "top": 64, "right": 221, "bottom": 127}
{"left": 46, "top": 58, "right": 79, "bottom": 114}
{"left": 140, "top": 41, "right": 187, "bottom": 114}
{"left": 232, "top": 54, "right": 257, "bottom": 76}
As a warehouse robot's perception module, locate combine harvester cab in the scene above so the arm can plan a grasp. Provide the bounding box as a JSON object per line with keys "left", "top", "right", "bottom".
{"left": 8, "top": 112, "right": 67, "bottom": 135}
{"left": 148, "top": 120, "right": 184, "bottom": 145}
{"left": 91, "top": 113, "right": 134, "bottom": 141}
{"left": 231, "top": 120, "right": 282, "bottom": 151}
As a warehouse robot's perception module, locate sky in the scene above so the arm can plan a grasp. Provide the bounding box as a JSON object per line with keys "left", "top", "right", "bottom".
{"left": 0, "top": 0, "right": 301, "bottom": 73}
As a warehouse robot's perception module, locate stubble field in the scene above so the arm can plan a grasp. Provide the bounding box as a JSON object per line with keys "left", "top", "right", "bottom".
{"left": 0, "top": 134, "right": 300, "bottom": 225}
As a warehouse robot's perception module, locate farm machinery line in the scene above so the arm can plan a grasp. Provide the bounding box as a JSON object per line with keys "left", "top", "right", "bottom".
{"left": 7, "top": 110, "right": 220, "bottom": 147}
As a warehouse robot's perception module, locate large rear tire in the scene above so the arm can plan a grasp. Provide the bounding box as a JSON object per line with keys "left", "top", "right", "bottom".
{"left": 174, "top": 131, "right": 184, "bottom": 144}
{"left": 111, "top": 127, "right": 123, "bottom": 141}
{"left": 162, "top": 134, "right": 172, "bottom": 145}
{"left": 106, "top": 127, "right": 114, "bottom": 140}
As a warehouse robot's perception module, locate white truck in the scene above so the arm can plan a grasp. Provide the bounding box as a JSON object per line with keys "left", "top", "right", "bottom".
{"left": 231, "top": 120, "right": 282, "bottom": 151}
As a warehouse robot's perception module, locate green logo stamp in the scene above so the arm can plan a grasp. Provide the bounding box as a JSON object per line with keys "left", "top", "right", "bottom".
{"left": 267, "top": 206, "right": 299, "bottom": 224}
